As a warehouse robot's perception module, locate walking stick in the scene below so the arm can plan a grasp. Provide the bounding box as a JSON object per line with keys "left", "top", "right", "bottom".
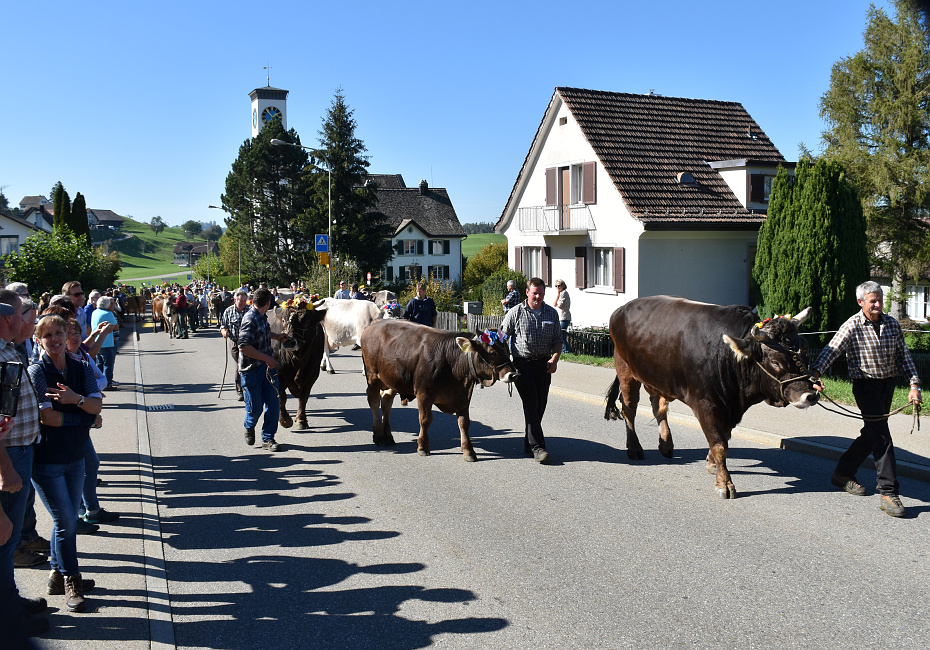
{"left": 218, "top": 337, "right": 229, "bottom": 399}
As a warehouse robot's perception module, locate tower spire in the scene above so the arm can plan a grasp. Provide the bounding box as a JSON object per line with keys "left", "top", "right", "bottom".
{"left": 264, "top": 65, "right": 272, "bottom": 87}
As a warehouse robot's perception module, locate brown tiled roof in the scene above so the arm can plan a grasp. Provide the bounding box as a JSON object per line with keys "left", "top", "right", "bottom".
{"left": 370, "top": 184, "right": 466, "bottom": 238}
{"left": 90, "top": 209, "right": 125, "bottom": 224}
{"left": 500, "top": 87, "right": 788, "bottom": 229}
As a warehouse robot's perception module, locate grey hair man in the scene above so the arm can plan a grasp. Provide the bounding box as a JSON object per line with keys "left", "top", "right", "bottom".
{"left": 501, "top": 280, "right": 520, "bottom": 313}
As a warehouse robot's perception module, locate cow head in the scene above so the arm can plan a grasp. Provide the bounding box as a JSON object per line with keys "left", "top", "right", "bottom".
{"left": 723, "top": 307, "right": 819, "bottom": 408}
{"left": 456, "top": 329, "right": 519, "bottom": 386}
{"left": 284, "top": 303, "right": 329, "bottom": 347}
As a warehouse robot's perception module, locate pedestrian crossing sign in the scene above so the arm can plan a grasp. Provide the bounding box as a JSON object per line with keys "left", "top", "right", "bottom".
{"left": 315, "top": 234, "right": 329, "bottom": 252}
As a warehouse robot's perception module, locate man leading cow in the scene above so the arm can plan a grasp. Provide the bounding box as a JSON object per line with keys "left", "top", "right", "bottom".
{"left": 220, "top": 289, "right": 249, "bottom": 401}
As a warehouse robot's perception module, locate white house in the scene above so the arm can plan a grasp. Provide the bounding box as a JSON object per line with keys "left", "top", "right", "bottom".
{"left": 365, "top": 175, "right": 466, "bottom": 284}
{"left": 0, "top": 211, "right": 44, "bottom": 281}
{"left": 496, "top": 87, "right": 794, "bottom": 327}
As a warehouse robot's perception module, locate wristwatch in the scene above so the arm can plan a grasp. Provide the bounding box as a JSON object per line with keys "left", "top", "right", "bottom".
{"left": 78, "top": 396, "right": 85, "bottom": 408}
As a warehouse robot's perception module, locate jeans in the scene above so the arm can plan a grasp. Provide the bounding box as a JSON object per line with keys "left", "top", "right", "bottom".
{"left": 559, "top": 320, "right": 571, "bottom": 354}
{"left": 513, "top": 357, "right": 552, "bottom": 452}
{"left": 81, "top": 438, "right": 100, "bottom": 515}
{"left": 837, "top": 378, "right": 899, "bottom": 495}
{"left": 96, "top": 346, "right": 116, "bottom": 386}
{"left": 18, "top": 482, "right": 38, "bottom": 546}
{"left": 178, "top": 310, "right": 188, "bottom": 337}
{"left": 0, "top": 445, "right": 35, "bottom": 617}
{"left": 32, "top": 458, "right": 85, "bottom": 576}
{"left": 241, "top": 366, "right": 280, "bottom": 442}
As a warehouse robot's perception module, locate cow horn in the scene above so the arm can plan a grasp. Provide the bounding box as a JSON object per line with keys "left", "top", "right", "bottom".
{"left": 750, "top": 323, "right": 766, "bottom": 341}
{"left": 793, "top": 307, "right": 812, "bottom": 325}
{"left": 312, "top": 299, "right": 326, "bottom": 309}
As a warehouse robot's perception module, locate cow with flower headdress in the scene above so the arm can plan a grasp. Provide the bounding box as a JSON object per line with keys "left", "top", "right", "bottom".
{"left": 271, "top": 295, "right": 328, "bottom": 430}
{"left": 360, "top": 319, "right": 519, "bottom": 461}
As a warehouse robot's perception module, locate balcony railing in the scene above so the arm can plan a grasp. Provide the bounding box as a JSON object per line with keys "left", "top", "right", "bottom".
{"left": 517, "top": 204, "right": 596, "bottom": 233}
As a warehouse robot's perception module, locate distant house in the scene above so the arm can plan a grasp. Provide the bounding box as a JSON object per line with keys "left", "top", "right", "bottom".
{"left": 18, "top": 195, "right": 50, "bottom": 212}
{"left": 496, "top": 86, "right": 794, "bottom": 327}
{"left": 173, "top": 241, "right": 218, "bottom": 265}
{"left": 0, "top": 210, "right": 44, "bottom": 281}
{"left": 88, "top": 209, "right": 125, "bottom": 230}
{"left": 365, "top": 175, "right": 466, "bottom": 284}
{"left": 18, "top": 206, "right": 54, "bottom": 232}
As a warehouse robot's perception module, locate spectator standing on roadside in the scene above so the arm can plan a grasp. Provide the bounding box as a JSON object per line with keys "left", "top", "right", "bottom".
{"left": 61, "top": 282, "right": 88, "bottom": 338}
{"left": 174, "top": 291, "right": 189, "bottom": 339}
{"left": 553, "top": 279, "right": 572, "bottom": 354}
{"left": 404, "top": 282, "right": 437, "bottom": 327}
{"left": 501, "top": 280, "right": 520, "bottom": 313}
{"left": 90, "top": 297, "right": 118, "bottom": 391}
{"left": 333, "top": 281, "right": 352, "bottom": 299}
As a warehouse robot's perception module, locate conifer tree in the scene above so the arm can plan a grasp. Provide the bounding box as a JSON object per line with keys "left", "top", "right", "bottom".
{"left": 70, "top": 192, "right": 92, "bottom": 245}
{"left": 53, "top": 183, "right": 72, "bottom": 231}
{"left": 754, "top": 159, "right": 868, "bottom": 340}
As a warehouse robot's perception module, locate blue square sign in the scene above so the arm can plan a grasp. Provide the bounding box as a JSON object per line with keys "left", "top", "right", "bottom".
{"left": 315, "top": 234, "right": 329, "bottom": 252}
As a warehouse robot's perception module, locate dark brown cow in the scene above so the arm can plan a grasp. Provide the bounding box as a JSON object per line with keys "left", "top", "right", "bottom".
{"left": 211, "top": 292, "right": 233, "bottom": 327}
{"left": 604, "top": 296, "right": 818, "bottom": 499}
{"left": 361, "top": 319, "right": 519, "bottom": 461}
{"left": 272, "top": 304, "right": 329, "bottom": 430}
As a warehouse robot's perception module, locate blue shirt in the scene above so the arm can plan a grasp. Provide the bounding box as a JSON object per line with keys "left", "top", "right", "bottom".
{"left": 90, "top": 308, "right": 118, "bottom": 348}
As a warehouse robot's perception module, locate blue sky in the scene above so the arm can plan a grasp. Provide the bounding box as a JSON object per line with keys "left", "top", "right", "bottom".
{"left": 1, "top": 0, "right": 888, "bottom": 227}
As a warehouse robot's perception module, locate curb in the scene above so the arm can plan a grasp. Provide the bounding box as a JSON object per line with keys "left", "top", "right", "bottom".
{"left": 550, "top": 384, "right": 930, "bottom": 484}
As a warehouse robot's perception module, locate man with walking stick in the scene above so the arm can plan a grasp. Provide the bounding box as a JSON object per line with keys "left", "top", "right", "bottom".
{"left": 811, "top": 280, "right": 922, "bottom": 518}
{"left": 220, "top": 289, "right": 249, "bottom": 401}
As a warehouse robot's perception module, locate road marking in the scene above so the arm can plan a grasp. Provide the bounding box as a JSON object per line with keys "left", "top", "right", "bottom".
{"left": 133, "top": 322, "right": 177, "bottom": 649}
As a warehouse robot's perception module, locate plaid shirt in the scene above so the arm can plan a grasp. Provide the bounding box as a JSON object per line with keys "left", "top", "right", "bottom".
{"left": 812, "top": 311, "right": 921, "bottom": 386}
{"left": 0, "top": 339, "right": 40, "bottom": 447}
{"left": 500, "top": 301, "right": 563, "bottom": 359}
{"left": 220, "top": 305, "right": 248, "bottom": 343}
{"left": 237, "top": 307, "right": 272, "bottom": 373}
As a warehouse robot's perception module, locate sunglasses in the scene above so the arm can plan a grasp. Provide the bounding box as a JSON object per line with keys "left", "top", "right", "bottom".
{"left": 70, "top": 291, "right": 84, "bottom": 297}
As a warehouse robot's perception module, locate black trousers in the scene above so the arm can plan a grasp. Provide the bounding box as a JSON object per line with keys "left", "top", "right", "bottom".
{"left": 229, "top": 343, "right": 242, "bottom": 396}
{"left": 513, "top": 357, "right": 551, "bottom": 452}
{"left": 836, "top": 378, "right": 898, "bottom": 495}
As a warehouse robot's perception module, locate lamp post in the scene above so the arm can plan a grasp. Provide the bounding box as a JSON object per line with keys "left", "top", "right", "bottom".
{"left": 207, "top": 205, "right": 239, "bottom": 287}
{"left": 270, "top": 138, "right": 332, "bottom": 297}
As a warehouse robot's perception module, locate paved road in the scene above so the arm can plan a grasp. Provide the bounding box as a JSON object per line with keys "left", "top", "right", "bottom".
{"left": 18, "top": 319, "right": 930, "bottom": 649}
{"left": 118, "top": 270, "right": 191, "bottom": 282}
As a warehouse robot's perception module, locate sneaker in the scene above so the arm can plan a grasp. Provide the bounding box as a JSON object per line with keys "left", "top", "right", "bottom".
{"left": 75, "top": 519, "right": 100, "bottom": 536}
{"left": 237, "top": 393, "right": 244, "bottom": 402}
{"left": 83, "top": 508, "right": 120, "bottom": 524}
{"left": 262, "top": 439, "right": 282, "bottom": 452}
{"left": 533, "top": 448, "right": 550, "bottom": 464}
{"left": 105, "top": 384, "right": 119, "bottom": 391}
{"left": 14, "top": 548, "right": 47, "bottom": 568}
{"left": 831, "top": 473, "right": 867, "bottom": 496}
{"left": 244, "top": 428, "right": 255, "bottom": 446}
{"left": 110, "top": 380, "right": 120, "bottom": 387}
{"left": 19, "top": 595, "right": 48, "bottom": 615}
{"left": 22, "top": 536, "right": 51, "bottom": 553}
{"left": 48, "top": 569, "right": 95, "bottom": 596}
{"left": 881, "top": 494, "right": 906, "bottom": 518}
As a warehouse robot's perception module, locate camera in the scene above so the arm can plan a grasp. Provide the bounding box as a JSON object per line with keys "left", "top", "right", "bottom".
{"left": 0, "top": 361, "right": 23, "bottom": 418}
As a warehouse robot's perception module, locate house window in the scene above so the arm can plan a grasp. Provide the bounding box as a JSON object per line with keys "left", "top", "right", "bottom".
{"left": 750, "top": 174, "right": 776, "bottom": 203}
{"left": 402, "top": 265, "right": 422, "bottom": 280}
{"left": 428, "top": 265, "right": 450, "bottom": 281}
{"left": 593, "top": 248, "right": 613, "bottom": 287}
{"left": 429, "top": 240, "right": 450, "bottom": 255}
{"left": 0, "top": 236, "right": 18, "bottom": 256}
{"left": 546, "top": 161, "right": 596, "bottom": 206}
{"left": 524, "top": 247, "right": 542, "bottom": 279}
{"left": 403, "top": 240, "right": 417, "bottom": 255}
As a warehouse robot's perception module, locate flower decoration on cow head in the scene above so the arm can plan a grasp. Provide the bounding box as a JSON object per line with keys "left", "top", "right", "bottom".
{"left": 478, "top": 329, "right": 507, "bottom": 345}
{"left": 382, "top": 301, "right": 400, "bottom": 312}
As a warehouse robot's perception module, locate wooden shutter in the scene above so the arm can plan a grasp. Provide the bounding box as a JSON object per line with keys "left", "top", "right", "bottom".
{"left": 443, "top": 240, "right": 450, "bottom": 254}
{"left": 582, "top": 161, "right": 596, "bottom": 204}
{"left": 750, "top": 174, "right": 764, "bottom": 202}
{"left": 416, "top": 240, "right": 424, "bottom": 255}
{"left": 575, "top": 247, "right": 587, "bottom": 289}
{"left": 542, "top": 246, "right": 551, "bottom": 286}
{"left": 514, "top": 246, "right": 522, "bottom": 273}
{"left": 387, "top": 266, "right": 393, "bottom": 281}
{"left": 614, "top": 247, "right": 625, "bottom": 293}
{"left": 545, "top": 168, "right": 557, "bottom": 205}
{"left": 444, "top": 265, "right": 450, "bottom": 280}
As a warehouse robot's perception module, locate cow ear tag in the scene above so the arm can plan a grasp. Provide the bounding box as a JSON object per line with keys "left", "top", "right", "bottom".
{"left": 456, "top": 337, "right": 473, "bottom": 353}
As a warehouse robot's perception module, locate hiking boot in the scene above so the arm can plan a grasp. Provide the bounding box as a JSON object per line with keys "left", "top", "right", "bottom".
{"left": 831, "top": 473, "right": 867, "bottom": 496}
{"left": 244, "top": 428, "right": 255, "bottom": 446}
{"left": 82, "top": 508, "right": 120, "bottom": 524}
{"left": 881, "top": 494, "right": 906, "bottom": 518}
{"left": 533, "top": 448, "right": 550, "bottom": 464}
{"left": 64, "top": 574, "right": 87, "bottom": 613}
{"left": 262, "top": 439, "right": 282, "bottom": 452}
{"left": 75, "top": 519, "right": 99, "bottom": 535}
{"left": 14, "top": 548, "right": 47, "bottom": 568}
{"left": 19, "top": 595, "right": 47, "bottom": 615}
{"left": 48, "top": 569, "right": 95, "bottom": 596}
{"left": 22, "top": 536, "right": 50, "bottom": 552}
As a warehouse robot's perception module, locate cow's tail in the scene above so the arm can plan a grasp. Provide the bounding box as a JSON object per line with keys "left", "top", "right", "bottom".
{"left": 604, "top": 377, "right": 622, "bottom": 421}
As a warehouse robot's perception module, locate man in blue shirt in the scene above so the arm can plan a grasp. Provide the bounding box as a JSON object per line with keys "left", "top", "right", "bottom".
{"left": 404, "top": 282, "right": 437, "bottom": 327}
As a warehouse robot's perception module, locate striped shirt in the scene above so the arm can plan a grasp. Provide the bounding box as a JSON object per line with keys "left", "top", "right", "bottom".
{"left": 500, "top": 301, "right": 563, "bottom": 359}
{"left": 0, "top": 339, "right": 40, "bottom": 448}
{"left": 812, "top": 311, "right": 920, "bottom": 385}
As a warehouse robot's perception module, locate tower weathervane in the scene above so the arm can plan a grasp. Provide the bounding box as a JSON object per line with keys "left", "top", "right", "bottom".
{"left": 264, "top": 65, "right": 272, "bottom": 87}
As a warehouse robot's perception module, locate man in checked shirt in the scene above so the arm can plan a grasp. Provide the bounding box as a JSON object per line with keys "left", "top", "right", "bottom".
{"left": 811, "top": 281, "right": 922, "bottom": 518}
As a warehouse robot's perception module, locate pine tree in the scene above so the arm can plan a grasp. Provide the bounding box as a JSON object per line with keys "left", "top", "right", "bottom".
{"left": 70, "top": 192, "right": 92, "bottom": 246}
{"left": 303, "top": 89, "right": 394, "bottom": 279}
{"left": 754, "top": 159, "right": 868, "bottom": 340}
{"left": 53, "top": 183, "right": 72, "bottom": 231}
{"left": 819, "top": 0, "right": 930, "bottom": 318}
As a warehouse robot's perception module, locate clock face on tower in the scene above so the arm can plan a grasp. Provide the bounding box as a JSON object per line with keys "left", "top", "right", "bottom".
{"left": 262, "top": 106, "right": 281, "bottom": 123}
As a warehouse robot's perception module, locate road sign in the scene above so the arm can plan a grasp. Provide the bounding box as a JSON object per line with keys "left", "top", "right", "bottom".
{"left": 187, "top": 275, "right": 192, "bottom": 280}
{"left": 315, "top": 234, "right": 329, "bottom": 252}
{"left": 320, "top": 252, "right": 330, "bottom": 266}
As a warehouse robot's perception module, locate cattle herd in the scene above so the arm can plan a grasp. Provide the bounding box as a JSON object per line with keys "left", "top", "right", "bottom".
{"left": 132, "top": 287, "right": 821, "bottom": 500}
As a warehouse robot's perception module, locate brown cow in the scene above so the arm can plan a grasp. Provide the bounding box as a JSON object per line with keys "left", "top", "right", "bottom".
{"left": 151, "top": 295, "right": 166, "bottom": 333}
{"left": 272, "top": 304, "right": 329, "bottom": 430}
{"left": 361, "top": 319, "right": 519, "bottom": 462}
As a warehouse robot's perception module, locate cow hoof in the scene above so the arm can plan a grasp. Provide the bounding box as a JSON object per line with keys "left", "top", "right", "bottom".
{"left": 463, "top": 453, "right": 477, "bottom": 462}
{"left": 659, "top": 445, "right": 674, "bottom": 459}
{"left": 327, "top": 369, "right": 335, "bottom": 375}
{"left": 706, "top": 463, "right": 717, "bottom": 474}
{"left": 280, "top": 417, "right": 293, "bottom": 429}
{"left": 296, "top": 421, "right": 309, "bottom": 430}
{"left": 714, "top": 485, "right": 738, "bottom": 499}
{"left": 417, "top": 449, "right": 430, "bottom": 456}
{"left": 626, "top": 448, "right": 645, "bottom": 461}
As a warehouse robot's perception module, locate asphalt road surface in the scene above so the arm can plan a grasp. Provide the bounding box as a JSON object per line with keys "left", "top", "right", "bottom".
{"left": 20, "top": 321, "right": 930, "bottom": 649}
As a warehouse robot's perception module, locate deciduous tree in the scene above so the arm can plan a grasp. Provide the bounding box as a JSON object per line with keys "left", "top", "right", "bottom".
{"left": 149, "top": 216, "right": 166, "bottom": 237}
{"left": 182, "top": 220, "right": 203, "bottom": 240}
{"left": 5, "top": 227, "right": 120, "bottom": 295}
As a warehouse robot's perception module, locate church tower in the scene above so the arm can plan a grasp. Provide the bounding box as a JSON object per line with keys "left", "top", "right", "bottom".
{"left": 250, "top": 85, "right": 288, "bottom": 138}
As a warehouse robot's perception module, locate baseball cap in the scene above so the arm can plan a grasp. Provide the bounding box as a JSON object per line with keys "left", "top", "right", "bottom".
{"left": 0, "top": 303, "right": 14, "bottom": 316}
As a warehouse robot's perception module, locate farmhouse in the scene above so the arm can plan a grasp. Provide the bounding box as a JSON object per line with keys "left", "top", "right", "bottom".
{"left": 173, "top": 241, "right": 219, "bottom": 265}
{"left": 496, "top": 87, "right": 794, "bottom": 327}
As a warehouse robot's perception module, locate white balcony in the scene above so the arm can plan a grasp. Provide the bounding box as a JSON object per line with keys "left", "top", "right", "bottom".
{"left": 517, "top": 204, "right": 596, "bottom": 234}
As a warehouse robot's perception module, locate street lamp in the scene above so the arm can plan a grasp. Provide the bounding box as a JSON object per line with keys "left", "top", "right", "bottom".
{"left": 270, "top": 138, "right": 332, "bottom": 297}
{"left": 208, "top": 205, "right": 239, "bottom": 287}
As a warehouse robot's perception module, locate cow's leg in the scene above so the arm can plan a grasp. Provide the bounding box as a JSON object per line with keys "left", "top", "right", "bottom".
{"left": 696, "top": 413, "right": 736, "bottom": 499}
{"left": 615, "top": 361, "right": 644, "bottom": 460}
{"left": 295, "top": 388, "right": 310, "bottom": 430}
{"left": 650, "top": 393, "right": 674, "bottom": 458}
{"left": 416, "top": 398, "right": 433, "bottom": 457}
{"left": 457, "top": 412, "right": 477, "bottom": 462}
{"left": 369, "top": 386, "right": 396, "bottom": 446}
{"left": 321, "top": 337, "right": 335, "bottom": 374}
{"left": 278, "top": 381, "right": 293, "bottom": 429}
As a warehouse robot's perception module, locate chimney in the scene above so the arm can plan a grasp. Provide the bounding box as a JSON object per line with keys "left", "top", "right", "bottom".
{"left": 419, "top": 179, "right": 428, "bottom": 195}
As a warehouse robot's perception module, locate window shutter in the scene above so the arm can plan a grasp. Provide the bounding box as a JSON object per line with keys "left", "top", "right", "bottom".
{"left": 545, "top": 168, "right": 557, "bottom": 205}
{"left": 514, "top": 246, "right": 522, "bottom": 273}
{"left": 542, "top": 246, "right": 551, "bottom": 286}
{"left": 444, "top": 265, "right": 450, "bottom": 280}
{"left": 614, "top": 247, "right": 625, "bottom": 293}
{"left": 582, "top": 161, "right": 596, "bottom": 204}
{"left": 444, "top": 240, "right": 450, "bottom": 254}
{"left": 750, "top": 174, "right": 764, "bottom": 202}
{"left": 387, "top": 266, "right": 394, "bottom": 281}
{"left": 416, "top": 240, "right": 424, "bottom": 255}
{"left": 575, "top": 247, "right": 587, "bottom": 289}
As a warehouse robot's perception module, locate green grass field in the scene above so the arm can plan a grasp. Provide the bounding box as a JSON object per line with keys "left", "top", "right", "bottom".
{"left": 108, "top": 217, "right": 206, "bottom": 283}
{"left": 462, "top": 233, "right": 505, "bottom": 259}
